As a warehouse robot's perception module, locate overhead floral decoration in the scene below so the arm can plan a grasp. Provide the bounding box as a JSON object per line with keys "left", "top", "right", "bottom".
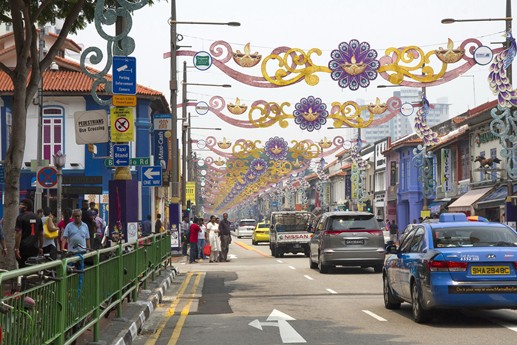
{"left": 264, "top": 137, "right": 289, "bottom": 160}
{"left": 205, "top": 95, "right": 403, "bottom": 130}
{"left": 329, "top": 39, "right": 380, "bottom": 90}
{"left": 171, "top": 38, "right": 502, "bottom": 89}
{"left": 293, "top": 96, "right": 328, "bottom": 131}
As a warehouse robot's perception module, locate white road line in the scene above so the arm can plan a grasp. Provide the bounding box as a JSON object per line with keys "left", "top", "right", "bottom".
{"left": 276, "top": 260, "right": 283, "bottom": 263}
{"left": 362, "top": 310, "right": 387, "bottom": 322}
{"left": 304, "top": 275, "right": 314, "bottom": 280}
{"left": 288, "top": 266, "right": 296, "bottom": 270}
{"left": 326, "top": 288, "right": 337, "bottom": 294}
{"left": 496, "top": 321, "right": 517, "bottom": 333}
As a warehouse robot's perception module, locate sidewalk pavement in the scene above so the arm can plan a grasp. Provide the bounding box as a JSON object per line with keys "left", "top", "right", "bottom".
{"left": 80, "top": 253, "right": 185, "bottom": 345}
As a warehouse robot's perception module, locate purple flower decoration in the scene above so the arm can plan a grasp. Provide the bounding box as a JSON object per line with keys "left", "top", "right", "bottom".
{"left": 250, "top": 158, "right": 267, "bottom": 175}
{"left": 245, "top": 170, "right": 258, "bottom": 183}
{"left": 264, "top": 136, "right": 289, "bottom": 161}
{"left": 329, "top": 39, "right": 379, "bottom": 91}
{"left": 293, "top": 96, "right": 328, "bottom": 131}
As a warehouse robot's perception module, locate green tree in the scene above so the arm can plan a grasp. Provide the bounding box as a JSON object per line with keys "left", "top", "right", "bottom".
{"left": 0, "top": 0, "right": 153, "bottom": 270}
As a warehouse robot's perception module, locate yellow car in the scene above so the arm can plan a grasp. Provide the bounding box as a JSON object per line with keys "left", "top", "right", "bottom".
{"left": 252, "top": 222, "right": 270, "bottom": 245}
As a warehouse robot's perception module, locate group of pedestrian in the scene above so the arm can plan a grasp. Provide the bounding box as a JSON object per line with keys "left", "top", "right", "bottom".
{"left": 185, "top": 212, "right": 232, "bottom": 264}
{"left": 11, "top": 198, "right": 107, "bottom": 268}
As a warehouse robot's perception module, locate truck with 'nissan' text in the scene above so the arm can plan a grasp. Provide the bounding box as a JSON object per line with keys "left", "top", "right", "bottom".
{"left": 269, "top": 211, "right": 313, "bottom": 258}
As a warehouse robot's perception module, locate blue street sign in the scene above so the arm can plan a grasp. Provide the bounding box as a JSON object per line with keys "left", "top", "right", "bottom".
{"left": 112, "top": 56, "right": 136, "bottom": 95}
{"left": 153, "top": 113, "right": 172, "bottom": 172}
{"left": 113, "top": 144, "right": 130, "bottom": 166}
{"left": 141, "top": 166, "right": 162, "bottom": 187}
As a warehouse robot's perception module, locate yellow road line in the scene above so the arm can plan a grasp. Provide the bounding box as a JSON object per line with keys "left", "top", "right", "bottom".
{"left": 144, "top": 272, "right": 197, "bottom": 345}
{"left": 167, "top": 272, "right": 202, "bottom": 345}
{"left": 234, "top": 241, "right": 270, "bottom": 257}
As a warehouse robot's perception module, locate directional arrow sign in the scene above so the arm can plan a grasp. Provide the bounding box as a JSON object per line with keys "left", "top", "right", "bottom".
{"left": 113, "top": 144, "right": 129, "bottom": 166}
{"left": 141, "top": 166, "right": 162, "bottom": 187}
{"left": 249, "top": 309, "right": 306, "bottom": 344}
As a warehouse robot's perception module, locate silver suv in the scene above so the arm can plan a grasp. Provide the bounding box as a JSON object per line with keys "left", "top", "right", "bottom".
{"left": 309, "top": 211, "right": 386, "bottom": 273}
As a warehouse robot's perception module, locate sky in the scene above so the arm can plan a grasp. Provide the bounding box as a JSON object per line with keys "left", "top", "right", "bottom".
{"left": 70, "top": 0, "right": 514, "bottom": 162}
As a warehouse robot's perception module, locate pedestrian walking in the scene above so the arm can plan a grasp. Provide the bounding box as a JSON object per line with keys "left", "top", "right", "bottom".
{"left": 189, "top": 218, "right": 201, "bottom": 263}
{"left": 207, "top": 216, "right": 221, "bottom": 262}
{"left": 14, "top": 199, "right": 43, "bottom": 268}
{"left": 181, "top": 215, "right": 190, "bottom": 256}
{"left": 198, "top": 218, "right": 208, "bottom": 260}
{"left": 155, "top": 214, "right": 164, "bottom": 233}
{"left": 62, "top": 209, "right": 91, "bottom": 253}
{"left": 219, "top": 213, "right": 232, "bottom": 262}
{"left": 41, "top": 208, "right": 59, "bottom": 260}
{"left": 389, "top": 219, "right": 399, "bottom": 244}
{"left": 57, "top": 208, "right": 73, "bottom": 251}
{"left": 141, "top": 215, "right": 152, "bottom": 237}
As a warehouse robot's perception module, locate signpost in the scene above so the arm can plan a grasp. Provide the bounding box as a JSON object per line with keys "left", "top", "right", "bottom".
{"left": 110, "top": 107, "right": 135, "bottom": 142}
{"left": 141, "top": 166, "right": 162, "bottom": 187}
{"left": 36, "top": 167, "right": 58, "bottom": 189}
{"left": 112, "top": 56, "right": 136, "bottom": 95}
{"left": 104, "top": 157, "right": 150, "bottom": 167}
{"left": 113, "top": 144, "right": 130, "bottom": 167}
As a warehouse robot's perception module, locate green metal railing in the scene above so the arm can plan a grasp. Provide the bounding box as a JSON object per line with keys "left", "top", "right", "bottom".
{"left": 0, "top": 233, "right": 172, "bottom": 345}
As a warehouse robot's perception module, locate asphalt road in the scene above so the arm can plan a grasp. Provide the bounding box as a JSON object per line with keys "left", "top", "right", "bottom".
{"left": 132, "top": 235, "right": 517, "bottom": 345}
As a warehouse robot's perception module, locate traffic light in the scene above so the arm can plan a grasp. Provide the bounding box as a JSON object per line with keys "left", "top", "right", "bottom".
{"left": 365, "top": 200, "right": 372, "bottom": 212}
{"left": 186, "top": 200, "right": 191, "bottom": 212}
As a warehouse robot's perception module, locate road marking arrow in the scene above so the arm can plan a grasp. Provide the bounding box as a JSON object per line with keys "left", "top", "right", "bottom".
{"left": 144, "top": 167, "right": 160, "bottom": 180}
{"left": 248, "top": 309, "right": 306, "bottom": 343}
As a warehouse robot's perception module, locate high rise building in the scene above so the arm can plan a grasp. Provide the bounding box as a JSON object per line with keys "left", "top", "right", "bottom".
{"left": 363, "top": 89, "right": 449, "bottom": 143}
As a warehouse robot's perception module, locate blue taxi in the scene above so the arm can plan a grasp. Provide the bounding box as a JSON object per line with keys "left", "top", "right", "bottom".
{"left": 383, "top": 213, "right": 517, "bottom": 323}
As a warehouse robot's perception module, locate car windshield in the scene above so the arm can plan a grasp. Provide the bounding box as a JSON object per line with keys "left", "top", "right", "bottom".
{"left": 239, "top": 220, "right": 256, "bottom": 226}
{"left": 432, "top": 225, "right": 517, "bottom": 248}
{"left": 330, "top": 215, "right": 379, "bottom": 230}
{"left": 258, "top": 223, "right": 269, "bottom": 228}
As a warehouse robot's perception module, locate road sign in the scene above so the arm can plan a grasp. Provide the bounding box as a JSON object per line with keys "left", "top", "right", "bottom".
{"left": 74, "top": 110, "right": 109, "bottom": 145}
{"left": 113, "top": 144, "right": 130, "bottom": 166}
{"left": 112, "top": 56, "right": 136, "bottom": 95}
{"left": 37, "top": 166, "right": 58, "bottom": 189}
{"left": 104, "top": 157, "right": 150, "bottom": 167}
{"left": 112, "top": 95, "right": 137, "bottom": 107}
{"left": 110, "top": 107, "right": 134, "bottom": 142}
{"left": 193, "top": 51, "right": 212, "bottom": 71}
{"left": 141, "top": 166, "right": 162, "bottom": 187}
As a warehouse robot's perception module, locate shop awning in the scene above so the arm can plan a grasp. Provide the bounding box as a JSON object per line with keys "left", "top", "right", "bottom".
{"left": 447, "top": 187, "right": 493, "bottom": 212}
{"left": 476, "top": 186, "right": 508, "bottom": 209}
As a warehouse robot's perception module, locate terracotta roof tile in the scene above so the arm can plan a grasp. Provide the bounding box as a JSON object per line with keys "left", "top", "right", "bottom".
{"left": 0, "top": 56, "right": 164, "bottom": 97}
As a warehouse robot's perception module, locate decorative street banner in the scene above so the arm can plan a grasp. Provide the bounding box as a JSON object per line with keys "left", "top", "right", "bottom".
{"left": 110, "top": 107, "right": 134, "bottom": 142}
{"left": 74, "top": 110, "right": 109, "bottom": 145}
{"left": 441, "top": 148, "right": 452, "bottom": 192}
{"left": 153, "top": 113, "right": 173, "bottom": 172}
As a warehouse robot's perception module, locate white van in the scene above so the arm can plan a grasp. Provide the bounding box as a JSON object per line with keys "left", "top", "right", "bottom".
{"left": 236, "top": 219, "right": 256, "bottom": 238}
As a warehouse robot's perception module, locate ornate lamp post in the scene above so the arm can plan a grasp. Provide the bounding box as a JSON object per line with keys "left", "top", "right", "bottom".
{"left": 53, "top": 150, "right": 66, "bottom": 221}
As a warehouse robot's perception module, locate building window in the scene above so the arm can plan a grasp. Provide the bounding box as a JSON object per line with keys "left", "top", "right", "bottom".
{"left": 42, "top": 107, "right": 64, "bottom": 161}
{"left": 460, "top": 144, "right": 469, "bottom": 180}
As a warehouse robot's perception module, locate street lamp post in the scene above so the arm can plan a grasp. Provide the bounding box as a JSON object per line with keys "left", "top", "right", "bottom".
{"left": 53, "top": 151, "right": 66, "bottom": 222}
{"left": 168, "top": 0, "right": 239, "bottom": 221}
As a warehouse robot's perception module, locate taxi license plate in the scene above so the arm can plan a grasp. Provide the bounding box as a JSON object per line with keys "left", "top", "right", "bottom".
{"left": 471, "top": 266, "right": 510, "bottom": 275}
